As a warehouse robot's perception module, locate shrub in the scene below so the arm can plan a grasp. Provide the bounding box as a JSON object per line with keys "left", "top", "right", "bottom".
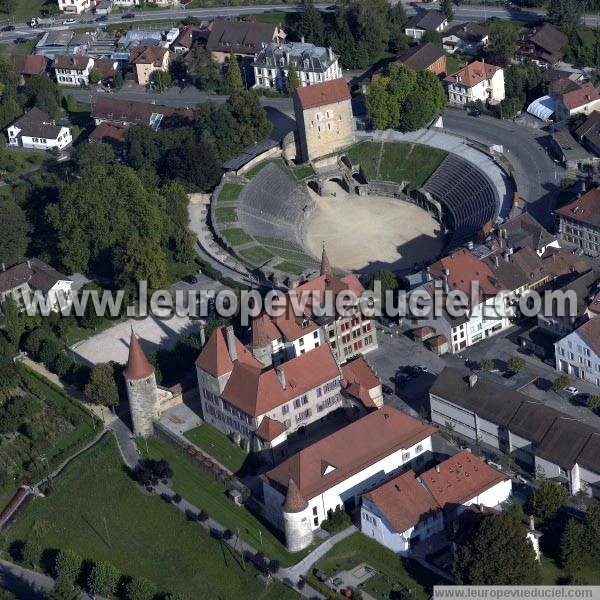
{"left": 21, "top": 538, "right": 41, "bottom": 567}
{"left": 87, "top": 560, "right": 120, "bottom": 597}
{"left": 222, "top": 529, "right": 232, "bottom": 541}
{"left": 172, "top": 493, "right": 182, "bottom": 504}
{"left": 126, "top": 576, "right": 157, "bottom": 600}
{"left": 269, "top": 559, "right": 280, "bottom": 574}
{"left": 198, "top": 509, "right": 209, "bottom": 522}
{"left": 552, "top": 375, "right": 570, "bottom": 391}
{"left": 53, "top": 549, "right": 82, "bottom": 585}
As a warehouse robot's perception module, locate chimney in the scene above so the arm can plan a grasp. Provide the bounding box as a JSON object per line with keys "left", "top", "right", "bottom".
{"left": 301, "top": 35, "right": 305, "bottom": 43}
{"left": 467, "top": 240, "right": 474, "bottom": 250}
{"left": 27, "top": 260, "right": 31, "bottom": 269}
{"left": 468, "top": 373, "right": 478, "bottom": 388}
{"left": 1, "top": 263, "right": 4, "bottom": 272}
{"left": 494, "top": 255, "right": 500, "bottom": 267}
{"left": 276, "top": 367, "right": 286, "bottom": 389}
{"left": 328, "top": 46, "right": 333, "bottom": 61}
{"left": 435, "top": 464, "right": 441, "bottom": 473}
{"left": 504, "top": 250, "right": 511, "bottom": 263}
{"left": 225, "top": 325, "right": 237, "bottom": 362}
{"left": 529, "top": 515, "right": 535, "bottom": 531}
{"left": 199, "top": 322, "right": 206, "bottom": 347}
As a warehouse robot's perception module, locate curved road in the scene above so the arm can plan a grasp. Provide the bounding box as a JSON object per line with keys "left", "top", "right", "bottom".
{"left": 442, "top": 108, "right": 562, "bottom": 228}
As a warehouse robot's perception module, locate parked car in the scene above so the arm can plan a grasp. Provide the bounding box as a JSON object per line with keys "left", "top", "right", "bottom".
{"left": 565, "top": 386, "right": 579, "bottom": 395}
{"left": 96, "top": 15, "right": 108, "bottom": 21}
{"left": 487, "top": 461, "right": 503, "bottom": 471}
{"left": 13, "top": 37, "right": 27, "bottom": 44}
{"left": 469, "top": 108, "right": 481, "bottom": 117}
{"left": 2, "top": 25, "right": 15, "bottom": 31}
{"left": 122, "top": 12, "right": 136, "bottom": 19}
{"left": 62, "top": 18, "right": 76, "bottom": 25}
{"left": 382, "top": 384, "right": 394, "bottom": 395}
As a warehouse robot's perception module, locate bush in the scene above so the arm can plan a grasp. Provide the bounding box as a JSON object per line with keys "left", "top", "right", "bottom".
{"left": 269, "top": 559, "right": 280, "bottom": 574}
{"left": 172, "top": 493, "right": 182, "bottom": 504}
{"left": 87, "top": 560, "right": 120, "bottom": 597}
{"left": 321, "top": 506, "right": 351, "bottom": 533}
{"left": 198, "top": 509, "right": 209, "bottom": 522}
{"left": 126, "top": 576, "right": 157, "bottom": 600}
{"left": 553, "top": 375, "right": 570, "bottom": 391}
{"left": 222, "top": 529, "right": 232, "bottom": 541}
{"left": 21, "top": 538, "right": 41, "bottom": 567}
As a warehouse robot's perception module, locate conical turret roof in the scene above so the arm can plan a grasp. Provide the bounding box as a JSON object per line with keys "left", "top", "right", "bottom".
{"left": 124, "top": 330, "right": 154, "bottom": 380}
{"left": 282, "top": 476, "right": 308, "bottom": 513}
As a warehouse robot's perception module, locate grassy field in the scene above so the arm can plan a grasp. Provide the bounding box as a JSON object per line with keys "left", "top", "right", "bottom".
{"left": 274, "top": 261, "right": 305, "bottom": 275}
{"left": 137, "top": 436, "right": 307, "bottom": 565}
{"left": 0, "top": 0, "right": 52, "bottom": 21}
{"left": 6, "top": 435, "right": 297, "bottom": 598}
{"left": 2, "top": 37, "right": 39, "bottom": 55}
{"left": 221, "top": 227, "right": 254, "bottom": 247}
{"left": 215, "top": 206, "right": 238, "bottom": 223}
{"left": 240, "top": 246, "right": 274, "bottom": 265}
{"left": 346, "top": 141, "right": 447, "bottom": 188}
{"left": 218, "top": 183, "right": 244, "bottom": 202}
{"left": 184, "top": 423, "right": 248, "bottom": 473}
{"left": 0, "top": 149, "right": 47, "bottom": 178}
{"left": 306, "top": 532, "right": 439, "bottom": 600}
{"left": 445, "top": 53, "right": 470, "bottom": 76}
{"left": 245, "top": 158, "right": 314, "bottom": 181}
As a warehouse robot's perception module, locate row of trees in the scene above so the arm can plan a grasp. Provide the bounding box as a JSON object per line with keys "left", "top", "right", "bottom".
{"left": 367, "top": 63, "right": 447, "bottom": 131}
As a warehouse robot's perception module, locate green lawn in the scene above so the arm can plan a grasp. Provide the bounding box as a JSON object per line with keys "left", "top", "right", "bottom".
{"left": 184, "top": 423, "right": 248, "bottom": 473}
{"left": 215, "top": 206, "right": 238, "bottom": 223}
{"left": 137, "top": 436, "right": 307, "bottom": 565}
{"left": 218, "top": 183, "right": 244, "bottom": 202}
{"left": 221, "top": 227, "right": 254, "bottom": 247}
{"left": 346, "top": 141, "right": 446, "bottom": 188}
{"left": 275, "top": 262, "right": 306, "bottom": 275}
{"left": 240, "top": 246, "right": 273, "bottom": 265}
{"left": 445, "top": 53, "right": 470, "bottom": 76}
{"left": 5, "top": 37, "right": 39, "bottom": 55}
{"left": 306, "top": 532, "right": 440, "bottom": 600}
{"left": 6, "top": 435, "right": 297, "bottom": 598}
{"left": 0, "top": 150, "right": 46, "bottom": 178}
{"left": 0, "top": 0, "right": 53, "bottom": 21}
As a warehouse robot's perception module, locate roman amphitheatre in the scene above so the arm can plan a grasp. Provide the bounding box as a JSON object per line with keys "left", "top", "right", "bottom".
{"left": 210, "top": 138, "right": 512, "bottom": 282}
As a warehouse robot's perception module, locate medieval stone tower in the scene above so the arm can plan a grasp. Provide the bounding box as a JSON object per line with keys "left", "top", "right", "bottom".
{"left": 282, "top": 477, "right": 313, "bottom": 552}
{"left": 250, "top": 314, "right": 274, "bottom": 368}
{"left": 124, "top": 330, "right": 160, "bottom": 437}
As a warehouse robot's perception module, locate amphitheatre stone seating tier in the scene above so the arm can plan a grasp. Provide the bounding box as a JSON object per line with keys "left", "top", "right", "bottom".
{"left": 422, "top": 154, "right": 498, "bottom": 248}
{"left": 237, "top": 163, "right": 315, "bottom": 246}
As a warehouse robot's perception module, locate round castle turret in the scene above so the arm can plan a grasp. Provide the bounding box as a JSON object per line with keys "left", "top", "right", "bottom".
{"left": 124, "top": 330, "right": 159, "bottom": 437}
{"left": 282, "top": 477, "right": 313, "bottom": 552}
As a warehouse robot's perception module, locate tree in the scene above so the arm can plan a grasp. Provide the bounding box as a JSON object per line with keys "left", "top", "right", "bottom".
{"left": 21, "top": 538, "right": 42, "bottom": 567}
{"left": 507, "top": 356, "right": 526, "bottom": 373}
{"left": 85, "top": 363, "right": 119, "bottom": 410}
{"left": 0, "top": 197, "right": 30, "bottom": 268}
{"left": 528, "top": 480, "right": 568, "bottom": 521}
{"left": 440, "top": 0, "right": 454, "bottom": 21}
{"left": 369, "top": 269, "right": 398, "bottom": 297}
{"left": 366, "top": 78, "right": 394, "bottom": 130}
{"left": 23, "top": 75, "right": 63, "bottom": 119}
{"left": 298, "top": 0, "right": 326, "bottom": 46}
{"left": 160, "top": 142, "right": 222, "bottom": 192}
{"left": 186, "top": 45, "right": 222, "bottom": 91}
{"left": 553, "top": 375, "right": 570, "bottom": 391}
{"left": 548, "top": 0, "right": 583, "bottom": 28}
{"left": 224, "top": 54, "right": 243, "bottom": 92}
{"left": 453, "top": 512, "right": 539, "bottom": 584}
{"left": 149, "top": 69, "right": 172, "bottom": 93}
{"left": 39, "top": 337, "right": 63, "bottom": 368}
{"left": 586, "top": 394, "right": 600, "bottom": 411}
{"left": 88, "top": 68, "right": 102, "bottom": 85}
{"left": 54, "top": 549, "right": 82, "bottom": 586}
{"left": 584, "top": 503, "right": 600, "bottom": 558}
{"left": 561, "top": 518, "right": 585, "bottom": 572}
{"left": 479, "top": 358, "right": 494, "bottom": 371}
{"left": 1, "top": 297, "right": 23, "bottom": 348}
{"left": 388, "top": 3, "right": 408, "bottom": 53}
{"left": 287, "top": 63, "right": 300, "bottom": 94}
{"left": 76, "top": 142, "right": 116, "bottom": 171}
{"left": 113, "top": 70, "right": 124, "bottom": 89}
{"left": 126, "top": 576, "right": 157, "bottom": 600}
{"left": 87, "top": 561, "right": 120, "bottom": 597}
{"left": 0, "top": 0, "right": 16, "bottom": 13}
{"left": 487, "top": 24, "right": 519, "bottom": 67}
{"left": 422, "top": 30, "right": 443, "bottom": 47}
{"left": 399, "top": 70, "right": 446, "bottom": 131}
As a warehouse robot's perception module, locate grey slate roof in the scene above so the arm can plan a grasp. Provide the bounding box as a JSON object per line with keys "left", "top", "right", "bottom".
{"left": 500, "top": 212, "right": 556, "bottom": 254}
{"left": 535, "top": 417, "right": 595, "bottom": 470}
{"left": 254, "top": 42, "right": 337, "bottom": 74}
{"left": 207, "top": 19, "right": 280, "bottom": 55}
{"left": 10, "top": 107, "right": 63, "bottom": 139}
{"left": 406, "top": 10, "right": 447, "bottom": 31}
{"left": 395, "top": 42, "right": 444, "bottom": 71}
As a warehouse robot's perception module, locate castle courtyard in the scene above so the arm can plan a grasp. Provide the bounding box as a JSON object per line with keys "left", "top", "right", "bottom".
{"left": 305, "top": 182, "right": 446, "bottom": 273}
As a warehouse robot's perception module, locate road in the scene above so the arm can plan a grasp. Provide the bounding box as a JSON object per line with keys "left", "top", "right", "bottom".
{"left": 442, "top": 108, "right": 562, "bottom": 229}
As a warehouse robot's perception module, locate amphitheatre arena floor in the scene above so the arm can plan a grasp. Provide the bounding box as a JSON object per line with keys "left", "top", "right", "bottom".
{"left": 305, "top": 182, "right": 446, "bottom": 273}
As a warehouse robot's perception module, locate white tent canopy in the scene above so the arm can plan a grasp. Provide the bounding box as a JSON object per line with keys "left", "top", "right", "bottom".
{"left": 527, "top": 95, "right": 556, "bottom": 122}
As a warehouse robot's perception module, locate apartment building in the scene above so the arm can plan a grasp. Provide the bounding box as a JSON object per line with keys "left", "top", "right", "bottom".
{"left": 445, "top": 60, "right": 505, "bottom": 105}
{"left": 555, "top": 318, "right": 600, "bottom": 386}
{"left": 53, "top": 54, "right": 94, "bottom": 86}
{"left": 555, "top": 187, "right": 600, "bottom": 257}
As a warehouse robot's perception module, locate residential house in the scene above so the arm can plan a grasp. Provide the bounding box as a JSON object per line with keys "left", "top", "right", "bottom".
{"left": 6, "top": 108, "right": 72, "bottom": 151}
{"left": 53, "top": 54, "right": 94, "bottom": 86}
{"left": 207, "top": 19, "right": 286, "bottom": 62}
{"left": 405, "top": 10, "right": 448, "bottom": 40}
{"left": 445, "top": 60, "right": 505, "bottom": 105}
{"left": 575, "top": 110, "right": 600, "bottom": 156}
{"left": 394, "top": 43, "right": 447, "bottom": 76}
{"left": 262, "top": 407, "right": 437, "bottom": 551}
{"left": 171, "top": 25, "right": 211, "bottom": 54}
{"left": 253, "top": 42, "right": 342, "bottom": 91}
{"left": 92, "top": 58, "right": 119, "bottom": 83}
{"left": 549, "top": 122, "right": 594, "bottom": 169}
{"left": 361, "top": 451, "right": 511, "bottom": 555}
{"left": 555, "top": 317, "right": 600, "bottom": 387}
{"left": 10, "top": 54, "right": 48, "bottom": 85}
{"left": 443, "top": 22, "right": 489, "bottom": 55}
{"left": 293, "top": 78, "right": 355, "bottom": 162}
{"left": 429, "top": 367, "right": 600, "bottom": 496}
{"left": 517, "top": 24, "right": 568, "bottom": 67}
{"left": 500, "top": 213, "right": 560, "bottom": 257}
{"left": 555, "top": 187, "right": 600, "bottom": 257}
{"left": 58, "top": 0, "right": 94, "bottom": 13}
{"left": 0, "top": 258, "right": 73, "bottom": 313}
{"left": 550, "top": 80, "right": 600, "bottom": 121}
{"left": 129, "top": 46, "right": 170, "bottom": 86}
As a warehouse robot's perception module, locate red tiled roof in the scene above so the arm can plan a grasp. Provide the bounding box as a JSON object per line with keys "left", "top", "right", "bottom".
{"left": 341, "top": 357, "right": 381, "bottom": 410}
{"left": 251, "top": 313, "right": 282, "bottom": 348}
{"left": 445, "top": 60, "right": 501, "bottom": 88}
{"left": 222, "top": 343, "right": 340, "bottom": 416}
{"left": 574, "top": 317, "right": 600, "bottom": 356}
{"left": 53, "top": 54, "right": 92, "bottom": 71}
{"left": 124, "top": 331, "right": 155, "bottom": 380}
{"left": 129, "top": 46, "right": 168, "bottom": 66}
{"left": 363, "top": 470, "right": 440, "bottom": 533}
{"left": 89, "top": 121, "right": 129, "bottom": 145}
{"left": 195, "top": 326, "right": 261, "bottom": 377}
{"left": 420, "top": 450, "right": 508, "bottom": 506}
{"left": 266, "top": 408, "right": 437, "bottom": 500}
{"left": 255, "top": 416, "right": 287, "bottom": 442}
{"left": 555, "top": 187, "right": 600, "bottom": 229}
{"left": 295, "top": 78, "right": 351, "bottom": 110}
{"left": 562, "top": 83, "right": 600, "bottom": 110}
{"left": 282, "top": 477, "right": 308, "bottom": 512}
{"left": 10, "top": 54, "right": 47, "bottom": 76}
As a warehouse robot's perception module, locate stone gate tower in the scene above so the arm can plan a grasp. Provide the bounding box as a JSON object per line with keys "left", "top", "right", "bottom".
{"left": 282, "top": 477, "right": 313, "bottom": 552}
{"left": 124, "top": 330, "right": 159, "bottom": 437}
